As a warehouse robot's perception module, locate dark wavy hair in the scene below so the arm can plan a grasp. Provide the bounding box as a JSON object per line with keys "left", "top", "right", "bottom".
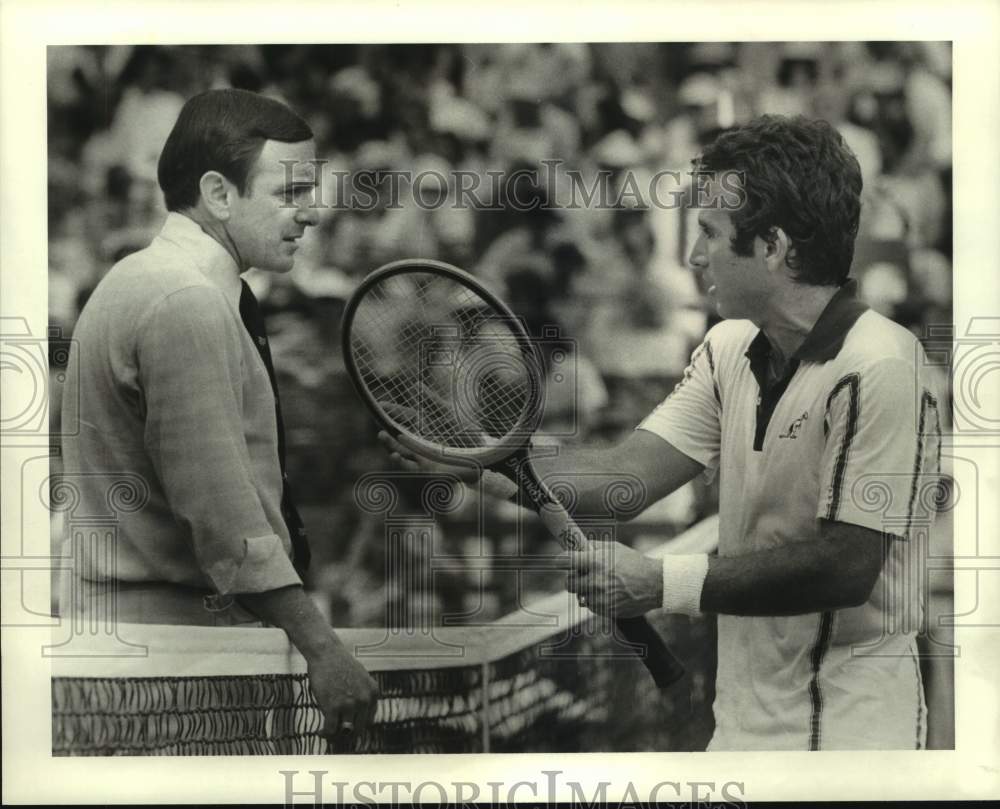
{"left": 695, "top": 115, "right": 863, "bottom": 286}
{"left": 157, "top": 89, "right": 313, "bottom": 211}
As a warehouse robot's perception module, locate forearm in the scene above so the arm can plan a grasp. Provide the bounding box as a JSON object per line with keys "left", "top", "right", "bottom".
{"left": 241, "top": 586, "right": 379, "bottom": 742}
{"left": 528, "top": 431, "right": 702, "bottom": 521}
{"left": 530, "top": 445, "right": 638, "bottom": 517}
{"left": 383, "top": 427, "right": 700, "bottom": 522}
{"left": 574, "top": 521, "right": 884, "bottom": 621}
{"left": 240, "top": 585, "right": 344, "bottom": 659}
{"left": 698, "top": 533, "right": 881, "bottom": 616}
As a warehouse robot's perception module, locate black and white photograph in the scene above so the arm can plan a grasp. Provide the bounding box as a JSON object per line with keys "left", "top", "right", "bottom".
{"left": 2, "top": 1, "right": 998, "bottom": 805}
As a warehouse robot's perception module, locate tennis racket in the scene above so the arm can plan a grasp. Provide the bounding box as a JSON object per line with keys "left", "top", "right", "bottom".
{"left": 341, "top": 258, "right": 686, "bottom": 688}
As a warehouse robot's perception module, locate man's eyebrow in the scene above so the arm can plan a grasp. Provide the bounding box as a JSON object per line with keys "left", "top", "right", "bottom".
{"left": 279, "top": 179, "right": 320, "bottom": 190}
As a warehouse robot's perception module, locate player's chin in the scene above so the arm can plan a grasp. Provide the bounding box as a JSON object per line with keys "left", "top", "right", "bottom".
{"left": 712, "top": 295, "right": 741, "bottom": 320}
{"left": 263, "top": 253, "right": 297, "bottom": 274}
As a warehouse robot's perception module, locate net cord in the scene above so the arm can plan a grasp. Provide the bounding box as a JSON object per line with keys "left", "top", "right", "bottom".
{"left": 51, "top": 515, "right": 718, "bottom": 679}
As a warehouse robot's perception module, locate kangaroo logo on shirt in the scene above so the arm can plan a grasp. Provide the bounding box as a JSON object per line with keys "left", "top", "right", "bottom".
{"left": 778, "top": 410, "right": 809, "bottom": 439}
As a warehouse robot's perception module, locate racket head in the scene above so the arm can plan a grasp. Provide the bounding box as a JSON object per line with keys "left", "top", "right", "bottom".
{"left": 342, "top": 259, "right": 545, "bottom": 467}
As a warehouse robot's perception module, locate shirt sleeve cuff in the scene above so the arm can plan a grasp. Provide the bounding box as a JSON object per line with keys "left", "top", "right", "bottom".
{"left": 206, "top": 534, "right": 302, "bottom": 595}
{"left": 662, "top": 553, "right": 710, "bottom": 616}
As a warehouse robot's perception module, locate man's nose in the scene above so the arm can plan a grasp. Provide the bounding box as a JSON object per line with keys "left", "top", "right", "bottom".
{"left": 296, "top": 204, "right": 320, "bottom": 228}
{"left": 687, "top": 238, "right": 707, "bottom": 271}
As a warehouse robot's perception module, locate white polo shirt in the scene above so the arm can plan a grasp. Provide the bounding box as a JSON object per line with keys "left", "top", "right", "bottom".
{"left": 640, "top": 281, "right": 943, "bottom": 750}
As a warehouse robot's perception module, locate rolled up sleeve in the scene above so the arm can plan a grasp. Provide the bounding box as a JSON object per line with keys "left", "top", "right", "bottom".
{"left": 207, "top": 534, "right": 300, "bottom": 595}
{"left": 137, "top": 286, "right": 301, "bottom": 595}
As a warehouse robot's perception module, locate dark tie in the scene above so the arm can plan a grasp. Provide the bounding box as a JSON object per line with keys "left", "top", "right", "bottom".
{"left": 238, "top": 280, "right": 311, "bottom": 574}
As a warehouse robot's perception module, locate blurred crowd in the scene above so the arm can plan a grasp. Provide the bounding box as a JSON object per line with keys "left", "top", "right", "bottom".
{"left": 48, "top": 42, "right": 953, "bottom": 627}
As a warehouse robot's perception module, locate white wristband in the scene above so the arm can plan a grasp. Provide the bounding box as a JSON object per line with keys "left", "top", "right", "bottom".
{"left": 662, "top": 553, "right": 710, "bottom": 616}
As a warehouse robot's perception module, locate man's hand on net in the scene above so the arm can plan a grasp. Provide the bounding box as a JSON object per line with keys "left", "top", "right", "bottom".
{"left": 567, "top": 540, "right": 663, "bottom": 618}
{"left": 239, "top": 585, "right": 380, "bottom": 751}
{"left": 306, "top": 642, "right": 380, "bottom": 752}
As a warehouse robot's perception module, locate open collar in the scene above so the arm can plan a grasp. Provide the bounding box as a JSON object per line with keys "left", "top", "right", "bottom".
{"left": 745, "top": 279, "right": 869, "bottom": 368}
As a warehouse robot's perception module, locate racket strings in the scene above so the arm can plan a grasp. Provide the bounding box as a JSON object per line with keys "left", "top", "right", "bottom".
{"left": 349, "top": 272, "right": 538, "bottom": 450}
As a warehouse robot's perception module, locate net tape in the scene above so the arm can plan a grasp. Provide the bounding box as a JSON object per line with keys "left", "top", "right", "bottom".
{"left": 52, "top": 517, "right": 718, "bottom": 755}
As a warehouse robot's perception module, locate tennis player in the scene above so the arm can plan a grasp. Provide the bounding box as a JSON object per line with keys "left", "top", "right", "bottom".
{"left": 60, "top": 89, "right": 377, "bottom": 743}
{"left": 383, "top": 115, "right": 942, "bottom": 750}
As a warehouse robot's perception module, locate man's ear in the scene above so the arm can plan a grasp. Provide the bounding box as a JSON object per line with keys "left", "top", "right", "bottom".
{"left": 198, "top": 171, "right": 235, "bottom": 221}
{"left": 763, "top": 226, "right": 793, "bottom": 273}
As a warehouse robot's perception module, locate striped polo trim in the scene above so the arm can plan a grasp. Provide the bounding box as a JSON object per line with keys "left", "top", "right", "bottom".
{"left": 823, "top": 373, "right": 861, "bottom": 522}
{"left": 704, "top": 340, "right": 722, "bottom": 409}
{"left": 808, "top": 611, "right": 836, "bottom": 750}
{"left": 904, "top": 390, "right": 939, "bottom": 542}
{"left": 910, "top": 646, "right": 926, "bottom": 749}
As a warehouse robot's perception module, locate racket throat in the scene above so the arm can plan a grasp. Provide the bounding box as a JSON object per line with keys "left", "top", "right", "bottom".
{"left": 496, "top": 451, "right": 585, "bottom": 550}
{"left": 497, "top": 451, "right": 556, "bottom": 511}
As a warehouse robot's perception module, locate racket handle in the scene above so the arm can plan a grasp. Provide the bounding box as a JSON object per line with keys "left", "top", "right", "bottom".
{"left": 535, "top": 498, "right": 590, "bottom": 550}
{"left": 530, "top": 483, "right": 687, "bottom": 689}
{"left": 616, "top": 616, "right": 687, "bottom": 688}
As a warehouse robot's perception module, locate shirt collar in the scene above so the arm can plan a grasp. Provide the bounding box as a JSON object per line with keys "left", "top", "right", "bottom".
{"left": 745, "top": 278, "right": 869, "bottom": 365}
{"left": 157, "top": 212, "right": 243, "bottom": 309}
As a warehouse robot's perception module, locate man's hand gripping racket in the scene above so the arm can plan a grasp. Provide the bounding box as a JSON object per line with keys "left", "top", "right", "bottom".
{"left": 342, "top": 258, "right": 686, "bottom": 688}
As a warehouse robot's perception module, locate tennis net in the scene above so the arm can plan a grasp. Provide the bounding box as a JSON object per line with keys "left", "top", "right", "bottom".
{"left": 52, "top": 516, "right": 718, "bottom": 755}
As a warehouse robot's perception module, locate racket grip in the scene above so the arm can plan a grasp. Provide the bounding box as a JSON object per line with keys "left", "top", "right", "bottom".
{"left": 529, "top": 486, "right": 687, "bottom": 688}
{"left": 616, "top": 616, "right": 687, "bottom": 688}
{"left": 535, "top": 500, "right": 590, "bottom": 550}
